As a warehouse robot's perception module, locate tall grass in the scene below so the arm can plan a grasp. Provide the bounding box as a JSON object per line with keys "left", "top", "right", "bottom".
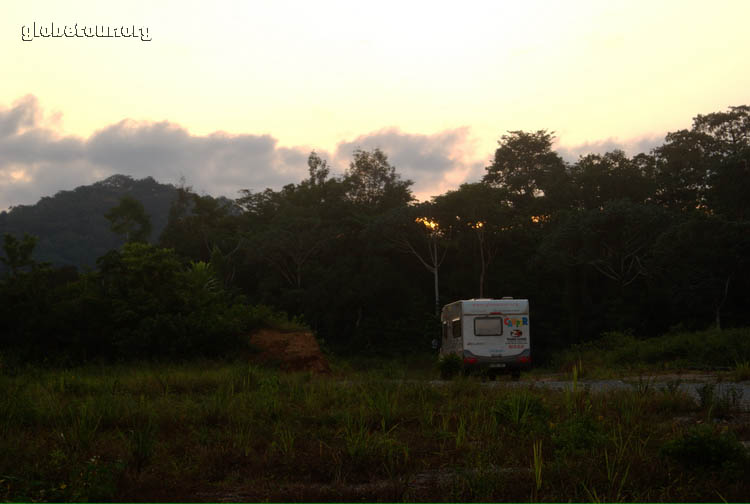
{"left": 0, "top": 358, "right": 748, "bottom": 502}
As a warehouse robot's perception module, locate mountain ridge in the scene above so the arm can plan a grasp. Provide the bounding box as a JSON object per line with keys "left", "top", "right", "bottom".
{"left": 0, "top": 174, "right": 180, "bottom": 269}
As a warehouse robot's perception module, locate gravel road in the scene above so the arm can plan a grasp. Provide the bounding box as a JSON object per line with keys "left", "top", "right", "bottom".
{"left": 481, "top": 377, "right": 750, "bottom": 411}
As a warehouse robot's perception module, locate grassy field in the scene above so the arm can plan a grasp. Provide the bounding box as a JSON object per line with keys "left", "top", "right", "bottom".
{"left": 1, "top": 347, "right": 749, "bottom": 502}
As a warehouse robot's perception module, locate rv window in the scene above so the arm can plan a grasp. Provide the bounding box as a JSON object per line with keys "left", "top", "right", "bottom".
{"left": 451, "top": 319, "right": 462, "bottom": 339}
{"left": 474, "top": 317, "right": 503, "bottom": 336}
{"left": 442, "top": 322, "right": 448, "bottom": 341}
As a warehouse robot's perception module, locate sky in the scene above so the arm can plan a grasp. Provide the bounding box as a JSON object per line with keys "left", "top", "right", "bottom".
{"left": 1, "top": 0, "right": 749, "bottom": 210}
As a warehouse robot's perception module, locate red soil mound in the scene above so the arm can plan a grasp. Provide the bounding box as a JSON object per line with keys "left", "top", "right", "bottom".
{"left": 249, "top": 329, "right": 331, "bottom": 374}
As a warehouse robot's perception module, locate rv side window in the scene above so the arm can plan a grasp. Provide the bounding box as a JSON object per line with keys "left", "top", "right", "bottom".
{"left": 451, "top": 319, "right": 462, "bottom": 339}
{"left": 474, "top": 317, "right": 503, "bottom": 336}
{"left": 442, "top": 322, "right": 448, "bottom": 341}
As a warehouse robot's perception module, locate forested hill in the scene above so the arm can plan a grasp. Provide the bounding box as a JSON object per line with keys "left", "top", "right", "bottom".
{"left": 0, "top": 175, "right": 177, "bottom": 268}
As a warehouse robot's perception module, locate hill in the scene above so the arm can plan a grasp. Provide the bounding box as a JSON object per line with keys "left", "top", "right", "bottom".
{"left": 0, "top": 175, "right": 178, "bottom": 269}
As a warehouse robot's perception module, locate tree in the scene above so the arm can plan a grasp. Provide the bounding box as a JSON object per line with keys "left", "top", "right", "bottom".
{"left": 306, "top": 150, "right": 331, "bottom": 187}
{"left": 654, "top": 217, "right": 750, "bottom": 330}
{"left": 433, "top": 183, "right": 511, "bottom": 298}
{"left": 692, "top": 106, "right": 750, "bottom": 220}
{"left": 651, "top": 130, "right": 715, "bottom": 211}
{"left": 574, "top": 201, "right": 671, "bottom": 290}
{"left": 0, "top": 233, "right": 38, "bottom": 276}
{"left": 251, "top": 202, "right": 331, "bottom": 290}
{"left": 692, "top": 105, "right": 750, "bottom": 157}
{"left": 391, "top": 203, "right": 451, "bottom": 315}
{"left": 538, "top": 201, "right": 673, "bottom": 335}
{"left": 483, "top": 130, "right": 569, "bottom": 215}
{"left": 160, "top": 187, "right": 244, "bottom": 285}
{"left": 344, "top": 148, "right": 413, "bottom": 210}
{"left": 105, "top": 195, "right": 152, "bottom": 243}
{"left": 708, "top": 155, "right": 750, "bottom": 220}
{"left": 569, "top": 150, "right": 654, "bottom": 210}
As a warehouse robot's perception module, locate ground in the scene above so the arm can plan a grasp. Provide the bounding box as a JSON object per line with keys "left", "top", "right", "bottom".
{"left": 248, "top": 329, "right": 331, "bottom": 374}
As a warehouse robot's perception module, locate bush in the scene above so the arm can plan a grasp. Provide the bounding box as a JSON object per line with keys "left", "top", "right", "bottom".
{"left": 661, "top": 424, "right": 747, "bottom": 471}
{"left": 492, "top": 390, "right": 550, "bottom": 435}
{"left": 0, "top": 243, "right": 306, "bottom": 363}
{"left": 554, "top": 328, "right": 750, "bottom": 371}
{"left": 438, "top": 354, "right": 463, "bottom": 380}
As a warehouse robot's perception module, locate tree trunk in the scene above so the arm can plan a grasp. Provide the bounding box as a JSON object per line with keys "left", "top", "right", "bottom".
{"left": 478, "top": 238, "right": 485, "bottom": 298}
{"left": 433, "top": 266, "right": 440, "bottom": 316}
{"left": 715, "top": 275, "right": 732, "bottom": 331}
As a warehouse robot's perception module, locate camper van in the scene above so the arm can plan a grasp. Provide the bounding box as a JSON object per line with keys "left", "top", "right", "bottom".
{"left": 440, "top": 298, "right": 531, "bottom": 379}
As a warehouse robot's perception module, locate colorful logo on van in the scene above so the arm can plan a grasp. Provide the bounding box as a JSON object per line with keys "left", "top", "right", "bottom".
{"left": 504, "top": 317, "right": 528, "bottom": 328}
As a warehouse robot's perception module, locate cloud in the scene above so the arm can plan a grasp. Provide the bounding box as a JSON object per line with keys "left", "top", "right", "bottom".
{"left": 85, "top": 121, "right": 309, "bottom": 197}
{"left": 0, "top": 95, "right": 95, "bottom": 210}
{"left": 1, "top": 95, "right": 679, "bottom": 212}
{"left": 0, "top": 95, "right": 487, "bottom": 210}
{"left": 332, "top": 127, "right": 485, "bottom": 201}
{"left": 0, "top": 95, "right": 41, "bottom": 138}
{"left": 0, "top": 95, "right": 316, "bottom": 210}
{"left": 555, "top": 134, "right": 666, "bottom": 163}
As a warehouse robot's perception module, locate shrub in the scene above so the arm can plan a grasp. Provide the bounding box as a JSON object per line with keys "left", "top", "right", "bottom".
{"left": 552, "top": 414, "right": 606, "bottom": 456}
{"left": 492, "top": 390, "right": 550, "bottom": 435}
{"left": 661, "top": 424, "right": 747, "bottom": 471}
{"left": 438, "top": 354, "right": 463, "bottom": 380}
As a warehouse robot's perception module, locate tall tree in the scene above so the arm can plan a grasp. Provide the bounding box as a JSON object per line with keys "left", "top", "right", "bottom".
{"left": 391, "top": 203, "right": 451, "bottom": 315}
{"left": 569, "top": 150, "right": 654, "bottom": 210}
{"left": 483, "top": 130, "right": 569, "bottom": 215}
{"left": 433, "top": 183, "right": 511, "bottom": 298}
{"left": 344, "top": 148, "right": 413, "bottom": 210}
{"left": 651, "top": 130, "right": 715, "bottom": 211}
{"left": 692, "top": 105, "right": 750, "bottom": 157}
{"left": 691, "top": 106, "right": 750, "bottom": 220}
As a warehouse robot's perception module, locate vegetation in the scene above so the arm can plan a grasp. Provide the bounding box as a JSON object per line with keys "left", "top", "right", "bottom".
{"left": 3, "top": 105, "right": 749, "bottom": 362}
{"left": 0, "top": 361, "right": 747, "bottom": 502}
{"left": 0, "top": 238, "right": 301, "bottom": 364}
{"left": 553, "top": 327, "right": 750, "bottom": 374}
{"left": 0, "top": 175, "right": 178, "bottom": 268}
{"left": 0, "top": 104, "right": 749, "bottom": 501}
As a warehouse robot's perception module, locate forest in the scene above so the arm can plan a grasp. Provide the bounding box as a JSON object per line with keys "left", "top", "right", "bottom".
{"left": 1, "top": 105, "right": 749, "bottom": 364}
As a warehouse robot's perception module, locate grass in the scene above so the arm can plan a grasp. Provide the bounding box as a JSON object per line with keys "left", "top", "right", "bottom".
{"left": 0, "top": 355, "right": 748, "bottom": 502}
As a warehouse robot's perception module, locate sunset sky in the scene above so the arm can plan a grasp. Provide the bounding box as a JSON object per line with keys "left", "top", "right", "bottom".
{"left": 2, "top": 0, "right": 749, "bottom": 210}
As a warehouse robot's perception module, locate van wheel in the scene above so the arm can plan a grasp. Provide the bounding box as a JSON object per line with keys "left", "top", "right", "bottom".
{"left": 511, "top": 370, "right": 521, "bottom": 381}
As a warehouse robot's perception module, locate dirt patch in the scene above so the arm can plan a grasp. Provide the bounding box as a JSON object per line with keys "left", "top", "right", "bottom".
{"left": 249, "top": 329, "right": 331, "bottom": 374}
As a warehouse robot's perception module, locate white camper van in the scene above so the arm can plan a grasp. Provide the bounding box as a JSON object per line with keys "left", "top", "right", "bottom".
{"left": 440, "top": 298, "right": 531, "bottom": 379}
